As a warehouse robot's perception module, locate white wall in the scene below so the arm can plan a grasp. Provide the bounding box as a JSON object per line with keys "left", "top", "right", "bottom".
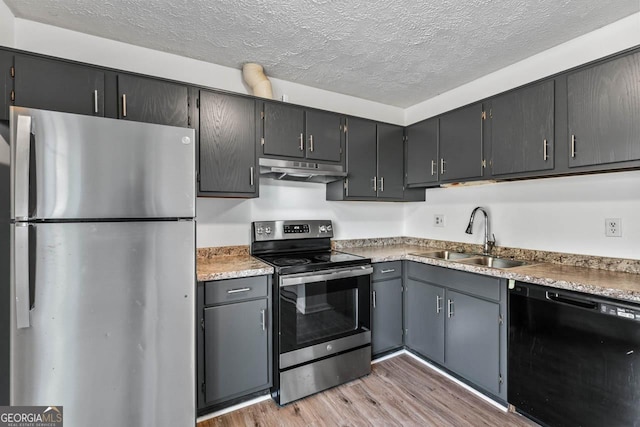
{"left": 405, "top": 13, "right": 640, "bottom": 124}
{"left": 197, "top": 179, "right": 405, "bottom": 247}
{"left": 0, "top": 1, "right": 15, "bottom": 47}
{"left": 12, "top": 19, "right": 404, "bottom": 125}
{"left": 404, "top": 171, "right": 640, "bottom": 259}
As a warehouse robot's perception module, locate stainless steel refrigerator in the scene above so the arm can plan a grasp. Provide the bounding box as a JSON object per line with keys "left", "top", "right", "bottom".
{"left": 2, "top": 107, "right": 196, "bottom": 426}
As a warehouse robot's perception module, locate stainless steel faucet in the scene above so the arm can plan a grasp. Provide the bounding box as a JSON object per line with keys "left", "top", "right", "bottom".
{"left": 465, "top": 207, "right": 496, "bottom": 255}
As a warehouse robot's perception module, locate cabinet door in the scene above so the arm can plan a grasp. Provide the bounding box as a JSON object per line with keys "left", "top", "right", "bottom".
{"left": 568, "top": 51, "right": 640, "bottom": 167}
{"left": 203, "top": 299, "right": 269, "bottom": 405}
{"left": 406, "top": 118, "right": 438, "bottom": 185}
{"left": 491, "top": 80, "right": 555, "bottom": 175}
{"left": 117, "top": 74, "right": 188, "bottom": 127}
{"left": 262, "top": 102, "right": 305, "bottom": 158}
{"left": 345, "top": 117, "right": 377, "bottom": 198}
{"left": 405, "top": 279, "right": 445, "bottom": 364}
{"left": 0, "top": 51, "right": 13, "bottom": 121}
{"left": 14, "top": 55, "right": 104, "bottom": 117}
{"left": 445, "top": 290, "right": 500, "bottom": 395}
{"left": 372, "top": 278, "right": 403, "bottom": 355}
{"left": 439, "top": 103, "right": 483, "bottom": 182}
{"left": 376, "top": 123, "right": 404, "bottom": 199}
{"left": 199, "top": 91, "right": 256, "bottom": 194}
{"left": 305, "top": 109, "right": 342, "bottom": 162}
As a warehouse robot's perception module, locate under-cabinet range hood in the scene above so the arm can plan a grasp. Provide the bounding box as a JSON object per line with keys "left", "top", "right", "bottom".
{"left": 259, "top": 158, "right": 347, "bottom": 183}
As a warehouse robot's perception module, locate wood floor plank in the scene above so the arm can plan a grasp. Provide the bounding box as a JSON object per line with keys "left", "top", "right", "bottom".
{"left": 200, "top": 354, "right": 537, "bottom": 427}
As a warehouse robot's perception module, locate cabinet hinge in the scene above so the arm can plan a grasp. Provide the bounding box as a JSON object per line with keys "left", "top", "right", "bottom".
{"left": 200, "top": 318, "right": 205, "bottom": 330}
{"left": 10, "top": 66, "right": 15, "bottom": 78}
{"left": 188, "top": 116, "right": 191, "bottom": 127}
{"left": 196, "top": 171, "right": 201, "bottom": 183}
{"left": 404, "top": 328, "right": 408, "bottom": 336}
{"left": 187, "top": 96, "right": 190, "bottom": 108}
{"left": 340, "top": 147, "right": 343, "bottom": 154}
{"left": 489, "top": 108, "right": 492, "bottom": 119}
{"left": 481, "top": 111, "right": 487, "bottom": 120}
{"left": 10, "top": 90, "right": 15, "bottom": 103}
{"left": 261, "top": 137, "right": 265, "bottom": 146}
{"left": 343, "top": 124, "right": 348, "bottom": 134}
{"left": 261, "top": 111, "right": 264, "bottom": 120}
{"left": 482, "top": 159, "right": 487, "bottom": 168}
{"left": 344, "top": 178, "right": 349, "bottom": 197}
{"left": 499, "top": 373, "right": 503, "bottom": 384}
{"left": 196, "top": 98, "right": 200, "bottom": 108}
{"left": 499, "top": 314, "right": 503, "bottom": 325}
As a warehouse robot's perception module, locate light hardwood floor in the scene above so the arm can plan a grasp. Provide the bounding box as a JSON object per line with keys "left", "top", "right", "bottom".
{"left": 199, "top": 354, "right": 537, "bottom": 426}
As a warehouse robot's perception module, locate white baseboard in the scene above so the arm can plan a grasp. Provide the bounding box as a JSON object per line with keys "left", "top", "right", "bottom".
{"left": 196, "top": 394, "right": 271, "bottom": 423}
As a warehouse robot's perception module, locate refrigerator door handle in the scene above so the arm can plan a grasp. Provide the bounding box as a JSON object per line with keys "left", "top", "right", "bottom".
{"left": 15, "top": 114, "right": 32, "bottom": 220}
{"left": 14, "top": 223, "right": 31, "bottom": 328}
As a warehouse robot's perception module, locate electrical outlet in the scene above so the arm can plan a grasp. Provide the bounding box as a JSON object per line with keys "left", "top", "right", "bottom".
{"left": 434, "top": 214, "right": 445, "bottom": 227}
{"left": 605, "top": 218, "right": 622, "bottom": 237}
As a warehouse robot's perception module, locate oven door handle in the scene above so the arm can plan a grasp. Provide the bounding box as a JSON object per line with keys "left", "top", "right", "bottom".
{"left": 280, "top": 265, "right": 373, "bottom": 287}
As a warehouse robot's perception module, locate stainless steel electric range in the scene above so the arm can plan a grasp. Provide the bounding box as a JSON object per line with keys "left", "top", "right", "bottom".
{"left": 250, "top": 220, "right": 373, "bottom": 405}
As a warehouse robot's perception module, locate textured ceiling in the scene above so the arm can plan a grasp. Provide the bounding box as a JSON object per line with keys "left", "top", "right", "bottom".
{"left": 4, "top": 0, "right": 639, "bottom": 107}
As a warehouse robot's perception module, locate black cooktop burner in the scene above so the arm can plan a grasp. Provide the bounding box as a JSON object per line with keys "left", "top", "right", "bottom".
{"left": 257, "top": 250, "right": 368, "bottom": 274}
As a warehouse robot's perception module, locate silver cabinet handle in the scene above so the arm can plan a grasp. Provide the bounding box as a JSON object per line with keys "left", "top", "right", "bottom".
{"left": 440, "top": 158, "right": 446, "bottom": 174}
{"left": 447, "top": 299, "right": 454, "bottom": 318}
{"left": 122, "top": 94, "right": 127, "bottom": 117}
{"left": 309, "top": 134, "right": 314, "bottom": 152}
{"left": 250, "top": 166, "right": 254, "bottom": 186}
{"left": 543, "top": 139, "right": 548, "bottom": 161}
{"left": 227, "top": 287, "right": 251, "bottom": 294}
{"left": 380, "top": 269, "right": 395, "bottom": 274}
{"left": 14, "top": 115, "right": 32, "bottom": 220}
{"left": 94, "top": 90, "right": 99, "bottom": 114}
{"left": 431, "top": 160, "right": 436, "bottom": 176}
{"left": 571, "top": 135, "right": 576, "bottom": 158}
{"left": 436, "top": 295, "right": 442, "bottom": 314}
{"left": 372, "top": 176, "right": 377, "bottom": 192}
{"left": 380, "top": 176, "right": 384, "bottom": 192}
{"left": 299, "top": 133, "right": 304, "bottom": 151}
{"left": 372, "top": 290, "right": 377, "bottom": 308}
{"left": 14, "top": 224, "right": 31, "bottom": 329}
{"left": 261, "top": 309, "right": 266, "bottom": 331}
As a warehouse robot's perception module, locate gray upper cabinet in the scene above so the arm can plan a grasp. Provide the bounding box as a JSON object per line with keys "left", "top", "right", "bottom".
{"left": 568, "top": 51, "right": 640, "bottom": 168}
{"left": 438, "top": 103, "right": 484, "bottom": 182}
{"left": 376, "top": 123, "right": 404, "bottom": 199}
{"left": 261, "top": 102, "right": 343, "bottom": 162}
{"left": 305, "top": 109, "right": 342, "bottom": 162}
{"left": 343, "top": 117, "right": 377, "bottom": 198}
{"left": 198, "top": 90, "right": 257, "bottom": 196}
{"left": 203, "top": 298, "right": 269, "bottom": 405}
{"left": 262, "top": 102, "right": 305, "bottom": 158}
{"left": 117, "top": 74, "right": 188, "bottom": 127}
{"left": 445, "top": 290, "right": 501, "bottom": 396}
{"left": 0, "top": 50, "right": 12, "bottom": 121}
{"left": 406, "top": 118, "right": 438, "bottom": 186}
{"left": 13, "top": 55, "right": 105, "bottom": 117}
{"left": 405, "top": 278, "right": 445, "bottom": 365}
{"left": 490, "top": 80, "right": 555, "bottom": 176}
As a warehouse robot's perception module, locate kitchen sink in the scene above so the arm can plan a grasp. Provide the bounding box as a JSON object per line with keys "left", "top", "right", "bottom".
{"left": 409, "top": 250, "right": 476, "bottom": 261}
{"left": 458, "top": 256, "right": 529, "bottom": 269}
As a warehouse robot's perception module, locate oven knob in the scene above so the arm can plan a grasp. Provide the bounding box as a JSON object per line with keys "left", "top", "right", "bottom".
{"left": 265, "top": 226, "right": 272, "bottom": 234}
{"left": 326, "top": 225, "right": 332, "bottom": 232}
{"left": 326, "top": 344, "right": 333, "bottom": 352}
{"left": 256, "top": 227, "right": 263, "bottom": 235}
{"left": 319, "top": 225, "right": 326, "bottom": 232}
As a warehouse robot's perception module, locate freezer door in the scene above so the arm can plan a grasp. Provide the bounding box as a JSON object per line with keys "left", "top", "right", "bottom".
{"left": 10, "top": 107, "right": 195, "bottom": 220}
{"left": 10, "top": 221, "right": 195, "bottom": 427}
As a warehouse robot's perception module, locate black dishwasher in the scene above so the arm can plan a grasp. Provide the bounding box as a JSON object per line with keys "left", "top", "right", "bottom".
{"left": 509, "top": 282, "right": 640, "bottom": 427}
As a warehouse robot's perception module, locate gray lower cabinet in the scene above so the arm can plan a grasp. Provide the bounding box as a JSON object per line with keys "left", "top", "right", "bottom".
{"left": 568, "top": 50, "right": 640, "bottom": 168}
{"left": 445, "top": 290, "right": 501, "bottom": 396}
{"left": 405, "top": 262, "right": 506, "bottom": 400}
{"left": 198, "top": 276, "right": 271, "bottom": 412}
{"left": 371, "top": 262, "right": 403, "bottom": 355}
{"left": 404, "top": 279, "right": 445, "bottom": 364}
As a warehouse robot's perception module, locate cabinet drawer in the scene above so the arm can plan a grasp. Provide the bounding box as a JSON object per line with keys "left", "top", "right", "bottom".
{"left": 407, "top": 262, "right": 500, "bottom": 301}
{"left": 205, "top": 276, "right": 268, "bottom": 305}
{"left": 372, "top": 261, "right": 402, "bottom": 281}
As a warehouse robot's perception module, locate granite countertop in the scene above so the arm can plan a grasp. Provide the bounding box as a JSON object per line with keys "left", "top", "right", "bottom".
{"left": 341, "top": 244, "right": 640, "bottom": 304}
{"left": 197, "top": 247, "right": 273, "bottom": 282}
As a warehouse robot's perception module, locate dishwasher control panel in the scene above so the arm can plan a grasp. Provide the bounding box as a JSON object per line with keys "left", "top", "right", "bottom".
{"left": 600, "top": 303, "right": 640, "bottom": 322}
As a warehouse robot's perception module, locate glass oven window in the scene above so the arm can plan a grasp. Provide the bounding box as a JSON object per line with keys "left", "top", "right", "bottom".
{"left": 280, "top": 275, "right": 369, "bottom": 354}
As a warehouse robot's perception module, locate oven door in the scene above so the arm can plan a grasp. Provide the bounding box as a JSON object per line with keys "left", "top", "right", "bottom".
{"left": 278, "top": 265, "right": 372, "bottom": 367}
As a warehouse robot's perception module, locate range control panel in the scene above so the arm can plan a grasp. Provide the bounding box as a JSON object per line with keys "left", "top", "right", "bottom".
{"left": 252, "top": 220, "right": 333, "bottom": 241}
